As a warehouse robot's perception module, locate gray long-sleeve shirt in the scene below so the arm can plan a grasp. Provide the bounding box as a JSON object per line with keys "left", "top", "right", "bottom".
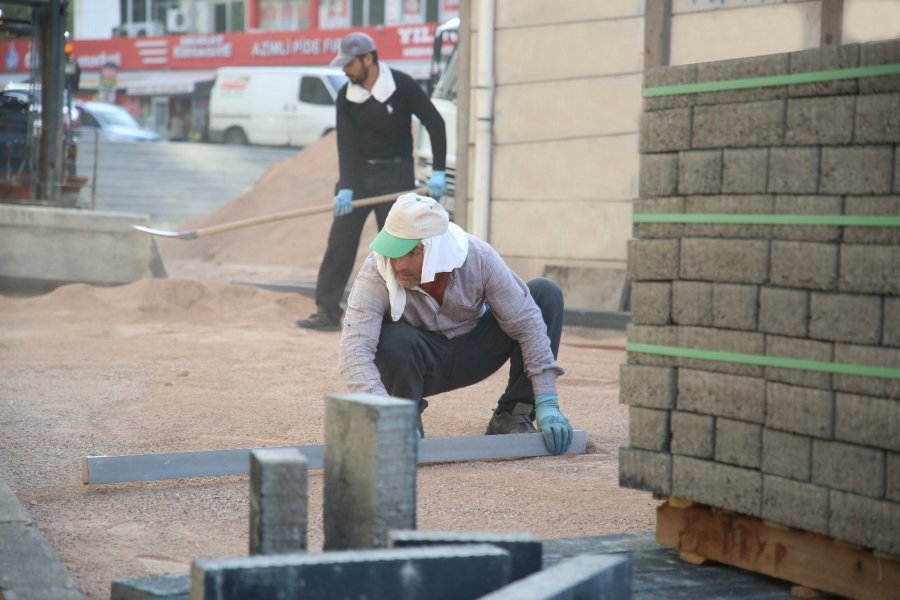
{"left": 339, "top": 234, "right": 564, "bottom": 396}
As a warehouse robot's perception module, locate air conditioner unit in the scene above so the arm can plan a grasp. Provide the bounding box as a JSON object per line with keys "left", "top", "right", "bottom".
{"left": 121, "top": 21, "right": 166, "bottom": 37}
{"left": 166, "top": 8, "right": 189, "bottom": 33}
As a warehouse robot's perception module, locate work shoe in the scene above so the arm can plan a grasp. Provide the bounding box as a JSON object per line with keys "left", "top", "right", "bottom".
{"left": 485, "top": 402, "right": 537, "bottom": 435}
{"left": 295, "top": 310, "right": 342, "bottom": 331}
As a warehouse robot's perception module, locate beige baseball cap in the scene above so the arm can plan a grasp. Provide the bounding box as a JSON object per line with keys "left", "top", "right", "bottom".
{"left": 369, "top": 193, "right": 449, "bottom": 258}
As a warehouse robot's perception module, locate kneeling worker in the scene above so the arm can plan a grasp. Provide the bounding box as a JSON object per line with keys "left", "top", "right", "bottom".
{"left": 339, "top": 193, "right": 573, "bottom": 454}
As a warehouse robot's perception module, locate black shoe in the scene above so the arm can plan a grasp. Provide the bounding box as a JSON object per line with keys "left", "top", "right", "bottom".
{"left": 485, "top": 402, "right": 537, "bottom": 435}
{"left": 295, "top": 311, "right": 342, "bottom": 331}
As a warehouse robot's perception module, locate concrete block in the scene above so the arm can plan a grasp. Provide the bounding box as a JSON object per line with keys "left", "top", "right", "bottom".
{"left": 770, "top": 241, "right": 837, "bottom": 291}
{"left": 764, "top": 335, "right": 833, "bottom": 391}
{"left": 191, "top": 544, "right": 512, "bottom": 600}
{"left": 844, "top": 196, "right": 900, "bottom": 245}
{"left": 677, "top": 327, "right": 766, "bottom": 378}
{"left": 785, "top": 96, "right": 854, "bottom": 145}
{"left": 839, "top": 244, "right": 900, "bottom": 295}
{"left": 888, "top": 453, "right": 900, "bottom": 502}
{"left": 387, "top": 531, "right": 541, "bottom": 582}
{"left": 854, "top": 92, "right": 900, "bottom": 143}
{"left": 628, "top": 407, "right": 670, "bottom": 452}
{"left": 680, "top": 238, "right": 769, "bottom": 284}
{"left": 0, "top": 522, "right": 84, "bottom": 600}
{"left": 767, "top": 147, "right": 819, "bottom": 194}
{"left": 677, "top": 368, "right": 765, "bottom": 423}
{"left": 626, "top": 239, "right": 679, "bottom": 281}
{"left": 833, "top": 344, "right": 900, "bottom": 401}
{"left": 630, "top": 281, "right": 671, "bottom": 325}
{"left": 672, "top": 456, "right": 762, "bottom": 517}
{"left": 829, "top": 490, "right": 900, "bottom": 555}
{"left": 835, "top": 392, "right": 900, "bottom": 452}
{"left": 249, "top": 448, "right": 307, "bottom": 555}
{"left": 886, "top": 298, "right": 900, "bottom": 348}
{"left": 820, "top": 146, "right": 893, "bottom": 195}
{"left": 684, "top": 194, "right": 773, "bottom": 239}
{"left": 478, "top": 554, "right": 632, "bottom": 600}
{"left": 788, "top": 44, "right": 859, "bottom": 97}
{"left": 323, "top": 393, "right": 418, "bottom": 551}
{"left": 859, "top": 39, "right": 900, "bottom": 94}
{"left": 643, "top": 63, "right": 697, "bottom": 110}
{"left": 809, "top": 292, "right": 882, "bottom": 345}
{"left": 758, "top": 287, "right": 808, "bottom": 337}
{"left": 762, "top": 428, "right": 812, "bottom": 481}
{"left": 812, "top": 439, "right": 885, "bottom": 498}
{"left": 678, "top": 150, "right": 722, "bottom": 195}
{"left": 722, "top": 149, "right": 768, "bottom": 194}
{"left": 765, "top": 382, "right": 834, "bottom": 439}
{"left": 773, "top": 195, "right": 842, "bottom": 242}
{"left": 671, "top": 281, "right": 713, "bottom": 326}
{"left": 618, "top": 446, "right": 671, "bottom": 495}
{"left": 638, "top": 153, "right": 679, "bottom": 199}
{"left": 632, "top": 196, "right": 684, "bottom": 239}
{"left": 692, "top": 100, "right": 785, "bottom": 149}
{"left": 640, "top": 108, "right": 691, "bottom": 153}
{"left": 761, "top": 475, "right": 829, "bottom": 535}
{"left": 670, "top": 411, "right": 714, "bottom": 459}
{"left": 715, "top": 419, "right": 762, "bottom": 469}
{"left": 695, "top": 53, "right": 790, "bottom": 104}
{"left": 111, "top": 574, "right": 189, "bottom": 599}
{"left": 625, "top": 324, "right": 677, "bottom": 368}
{"left": 618, "top": 365, "right": 676, "bottom": 409}
{"left": 712, "top": 283, "right": 758, "bottom": 331}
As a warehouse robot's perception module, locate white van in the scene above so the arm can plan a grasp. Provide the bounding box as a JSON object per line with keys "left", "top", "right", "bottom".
{"left": 208, "top": 66, "right": 347, "bottom": 147}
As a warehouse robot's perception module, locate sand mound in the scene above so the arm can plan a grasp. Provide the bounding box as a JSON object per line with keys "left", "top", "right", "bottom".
{"left": 157, "top": 133, "right": 380, "bottom": 282}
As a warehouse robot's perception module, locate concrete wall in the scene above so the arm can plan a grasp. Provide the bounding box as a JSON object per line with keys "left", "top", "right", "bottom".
{"left": 456, "top": 0, "right": 900, "bottom": 311}
{"left": 619, "top": 37, "right": 900, "bottom": 555}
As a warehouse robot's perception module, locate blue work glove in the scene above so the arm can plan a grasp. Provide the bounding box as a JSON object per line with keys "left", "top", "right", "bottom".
{"left": 534, "top": 393, "right": 573, "bottom": 455}
{"left": 427, "top": 170, "right": 447, "bottom": 201}
{"left": 333, "top": 188, "right": 353, "bottom": 216}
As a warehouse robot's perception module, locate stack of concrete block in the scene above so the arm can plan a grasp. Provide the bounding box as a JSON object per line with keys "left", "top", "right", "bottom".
{"left": 620, "top": 38, "right": 900, "bottom": 556}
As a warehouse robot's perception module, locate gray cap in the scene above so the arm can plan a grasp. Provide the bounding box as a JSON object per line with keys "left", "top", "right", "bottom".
{"left": 330, "top": 32, "right": 376, "bottom": 67}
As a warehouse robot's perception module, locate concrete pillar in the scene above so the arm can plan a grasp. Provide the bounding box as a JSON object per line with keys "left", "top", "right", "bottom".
{"left": 249, "top": 448, "right": 308, "bottom": 555}
{"left": 323, "top": 393, "right": 418, "bottom": 550}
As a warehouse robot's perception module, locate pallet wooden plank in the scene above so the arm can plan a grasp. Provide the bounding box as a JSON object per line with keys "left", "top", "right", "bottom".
{"left": 657, "top": 501, "right": 900, "bottom": 600}
{"left": 82, "top": 431, "right": 586, "bottom": 485}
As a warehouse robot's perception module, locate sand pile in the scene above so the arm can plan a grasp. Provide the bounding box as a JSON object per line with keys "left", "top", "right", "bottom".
{"left": 157, "top": 132, "right": 380, "bottom": 282}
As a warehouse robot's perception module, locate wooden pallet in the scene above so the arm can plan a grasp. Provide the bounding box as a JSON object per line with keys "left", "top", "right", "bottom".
{"left": 656, "top": 498, "right": 900, "bottom": 600}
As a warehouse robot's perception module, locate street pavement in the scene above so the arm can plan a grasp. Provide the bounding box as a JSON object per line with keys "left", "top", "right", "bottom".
{"left": 75, "top": 137, "right": 298, "bottom": 227}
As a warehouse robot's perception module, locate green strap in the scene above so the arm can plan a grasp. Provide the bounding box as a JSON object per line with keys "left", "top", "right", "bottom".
{"left": 626, "top": 342, "right": 900, "bottom": 380}
{"left": 633, "top": 214, "right": 900, "bottom": 226}
{"left": 643, "top": 63, "right": 900, "bottom": 97}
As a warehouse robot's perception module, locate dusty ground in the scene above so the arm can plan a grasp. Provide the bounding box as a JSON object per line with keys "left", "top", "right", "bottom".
{"left": 0, "top": 135, "right": 656, "bottom": 598}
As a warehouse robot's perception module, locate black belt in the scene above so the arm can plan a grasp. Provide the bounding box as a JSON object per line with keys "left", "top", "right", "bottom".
{"left": 365, "top": 156, "right": 403, "bottom": 165}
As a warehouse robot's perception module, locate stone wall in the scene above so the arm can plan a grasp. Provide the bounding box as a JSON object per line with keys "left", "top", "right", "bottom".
{"left": 619, "top": 39, "right": 900, "bottom": 555}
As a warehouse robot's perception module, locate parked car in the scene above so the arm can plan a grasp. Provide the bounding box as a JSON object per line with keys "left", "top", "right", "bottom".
{"left": 74, "top": 101, "right": 161, "bottom": 142}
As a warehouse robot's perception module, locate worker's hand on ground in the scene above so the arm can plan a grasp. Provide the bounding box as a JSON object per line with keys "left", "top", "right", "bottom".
{"left": 534, "top": 393, "right": 573, "bottom": 455}
{"left": 334, "top": 188, "right": 353, "bottom": 216}
{"left": 427, "top": 170, "right": 447, "bottom": 201}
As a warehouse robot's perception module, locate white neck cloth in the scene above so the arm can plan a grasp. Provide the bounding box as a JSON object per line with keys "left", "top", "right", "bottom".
{"left": 346, "top": 63, "right": 396, "bottom": 104}
{"left": 375, "top": 222, "right": 469, "bottom": 321}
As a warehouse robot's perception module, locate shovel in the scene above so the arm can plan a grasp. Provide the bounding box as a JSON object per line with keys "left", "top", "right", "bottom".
{"left": 132, "top": 187, "right": 427, "bottom": 240}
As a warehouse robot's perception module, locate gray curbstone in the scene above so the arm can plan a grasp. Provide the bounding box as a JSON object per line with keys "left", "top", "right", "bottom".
{"left": 249, "top": 448, "right": 308, "bottom": 555}
{"left": 477, "top": 554, "right": 632, "bottom": 600}
{"left": 110, "top": 573, "right": 189, "bottom": 599}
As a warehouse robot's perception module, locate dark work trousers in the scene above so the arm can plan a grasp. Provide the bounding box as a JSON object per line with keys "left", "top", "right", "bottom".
{"left": 374, "top": 278, "right": 564, "bottom": 416}
{"left": 314, "top": 157, "right": 415, "bottom": 316}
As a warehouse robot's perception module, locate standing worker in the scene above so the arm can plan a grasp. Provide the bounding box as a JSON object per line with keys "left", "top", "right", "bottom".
{"left": 339, "top": 193, "right": 574, "bottom": 454}
{"left": 296, "top": 32, "right": 448, "bottom": 331}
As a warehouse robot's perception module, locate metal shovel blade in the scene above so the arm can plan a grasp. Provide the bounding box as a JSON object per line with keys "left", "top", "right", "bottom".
{"left": 131, "top": 224, "right": 198, "bottom": 240}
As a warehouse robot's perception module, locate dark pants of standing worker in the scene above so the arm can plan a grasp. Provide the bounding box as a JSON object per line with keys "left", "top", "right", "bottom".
{"left": 374, "top": 278, "right": 564, "bottom": 416}
{"left": 314, "top": 157, "right": 415, "bottom": 317}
